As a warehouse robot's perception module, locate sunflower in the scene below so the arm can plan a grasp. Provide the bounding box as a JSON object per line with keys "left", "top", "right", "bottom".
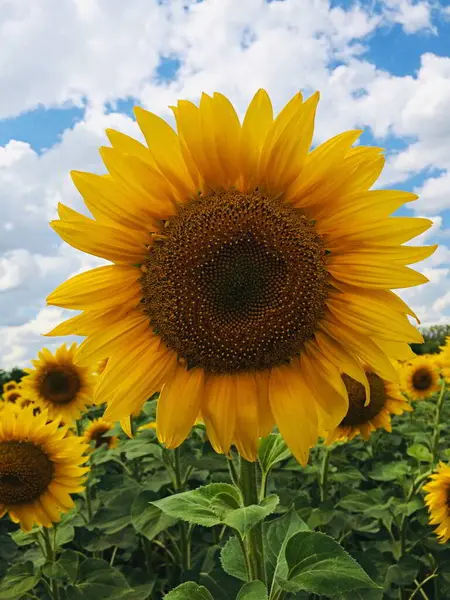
{"left": 83, "top": 418, "right": 117, "bottom": 449}
{"left": 326, "top": 368, "right": 412, "bottom": 443}
{"left": 3, "top": 389, "right": 22, "bottom": 404}
{"left": 3, "top": 381, "right": 18, "bottom": 393}
{"left": 21, "top": 344, "right": 96, "bottom": 423}
{"left": 46, "top": 90, "right": 434, "bottom": 465}
{"left": 402, "top": 356, "right": 440, "bottom": 401}
{"left": 423, "top": 462, "right": 450, "bottom": 543}
{"left": 138, "top": 421, "right": 157, "bottom": 432}
{"left": 0, "top": 404, "right": 89, "bottom": 531}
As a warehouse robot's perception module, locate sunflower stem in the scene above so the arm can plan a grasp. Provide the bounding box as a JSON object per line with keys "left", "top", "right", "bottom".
{"left": 173, "top": 446, "right": 190, "bottom": 573}
{"left": 431, "top": 380, "right": 446, "bottom": 465}
{"left": 41, "top": 527, "right": 60, "bottom": 600}
{"left": 319, "top": 444, "right": 332, "bottom": 503}
{"left": 239, "top": 457, "right": 267, "bottom": 584}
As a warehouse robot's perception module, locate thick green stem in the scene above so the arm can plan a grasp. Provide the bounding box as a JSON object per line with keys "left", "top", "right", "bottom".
{"left": 173, "top": 447, "right": 190, "bottom": 572}
{"left": 41, "top": 528, "right": 59, "bottom": 600}
{"left": 431, "top": 381, "right": 446, "bottom": 465}
{"left": 239, "top": 458, "right": 267, "bottom": 584}
{"left": 319, "top": 445, "right": 332, "bottom": 503}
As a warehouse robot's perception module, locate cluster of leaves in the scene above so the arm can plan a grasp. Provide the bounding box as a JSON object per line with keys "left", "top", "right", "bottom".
{"left": 410, "top": 324, "right": 450, "bottom": 355}
{"left": 0, "top": 393, "right": 449, "bottom": 599}
{"left": 0, "top": 368, "right": 26, "bottom": 387}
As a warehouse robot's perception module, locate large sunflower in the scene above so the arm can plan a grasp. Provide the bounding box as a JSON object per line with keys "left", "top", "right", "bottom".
{"left": 423, "top": 462, "right": 450, "bottom": 543}
{"left": 46, "top": 90, "right": 434, "bottom": 465}
{"left": 326, "top": 368, "right": 412, "bottom": 443}
{"left": 21, "top": 343, "right": 96, "bottom": 423}
{"left": 0, "top": 404, "right": 89, "bottom": 531}
{"left": 84, "top": 418, "right": 117, "bottom": 450}
{"left": 402, "top": 356, "right": 440, "bottom": 401}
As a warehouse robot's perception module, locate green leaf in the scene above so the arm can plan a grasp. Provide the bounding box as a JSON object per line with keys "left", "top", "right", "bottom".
{"left": 0, "top": 562, "right": 40, "bottom": 600}
{"left": 338, "top": 492, "right": 378, "bottom": 513}
{"left": 221, "top": 536, "right": 248, "bottom": 582}
{"left": 282, "top": 531, "right": 382, "bottom": 598}
{"left": 55, "top": 522, "right": 75, "bottom": 547}
{"left": 131, "top": 491, "right": 178, "bottom": 540}
{"left": 264, "top": 508, "right": 309, "bottom": 590}
{"left": 236, "top": 581, "right": 268, "bottom": 599}
{"left": 65, "top": 558, "right": 134, "bottom": 599}
{"left": 407, "top": 443, "right": 433, "bottom": 463}
{"left": 165, "top": 582, "right": 214, "bottom": 600}
{"left": 90, "top": 488, "right": 140, "bottom": 534}
{"left": 153, "top": 483, "right": 242, "bottom": 527}
{"left": 258, "top": 434, "right": 292, "bottom": 473}
{"left": 58, "top": 550, "right": 82, "bottom": 583}
{"left": 369, "top": 462, "right": 410, "bottom": 482}
{"left": 222, "top": 495, "right": 279, "bottom": 537}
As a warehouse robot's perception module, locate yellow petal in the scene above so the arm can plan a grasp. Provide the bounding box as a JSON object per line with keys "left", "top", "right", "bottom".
{"left": 134, "top": 107, "right": 197, "bottom": 197}
{"left": 47, "top": 265, "right": 141, "bottom": 310}
{"left": 71, "top": 171, "right": 160, "bottom": 231}
{"left": 233, "top": 373, "right": 259, "bottom": 462}
{"left": 157, "top": 365, "right": 205, "bottom": 448}
{"left": 260, "top": 92, "right": 319, "bottom": 194}
{"left": 328, "top": 261, "right": 428, "bottom": 289}
{"left": 269, "top": 363, "right": 319, "bottom": 467}
{"left": 51, "top": 218, "right": 148, "bottom": 264}
{"left": 240, "top": 89, "right": 273, "bottom": 191}
{"left": 201, "top": 374, "right": 238, "bottom": 455}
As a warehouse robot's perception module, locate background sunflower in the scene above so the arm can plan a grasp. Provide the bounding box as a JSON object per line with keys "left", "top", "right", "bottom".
{"left": 83, "top": 418, "right": 117, "bottom": 450}
{"left": 0, "top": 405, "right": 89, "bottom": 531}
{"left": 401, "top": 357, "right": 440, "bottom": 401}
{"left": 423, "top": 462, "right": 450, "bottom": 544}
{"left": 21, "top": 343, "right": 97, "bottom": 423}
{"left": 326, "top": 369, "right": 412, "bottom": 443}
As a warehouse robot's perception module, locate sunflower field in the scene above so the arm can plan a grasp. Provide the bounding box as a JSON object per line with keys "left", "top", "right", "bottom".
{"left": 1, "top": 348, "right": 450, "bottom": 600}
{"left": 1, "top": 91, "right": 448, "bottom": 599}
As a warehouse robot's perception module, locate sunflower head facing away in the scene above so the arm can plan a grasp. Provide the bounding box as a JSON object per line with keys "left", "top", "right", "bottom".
{"left": 46, "top": 90, "right": 434, "bottom": 465}
{"left": 3, "top": 381, "right": 18, "bottom": 393}
{"left": 326, "top": 367, "right": 412, "bottom": 444}
{"left": 402, "top": 356, "right": 441, "bottom": 401}
{"left": 3, "top": 389, "right": 22, "bottom": 404}
{"left": 0, "top": 404, "right": 89, "bottom": 531}
{"left": 21, "top": 344, "right": 96, "bottom": 424}
{"left": 423, "top": 462, "right": 450, "bottom": 544}
{"left": 84, "top": 418, "right": 117, "bottom": 450}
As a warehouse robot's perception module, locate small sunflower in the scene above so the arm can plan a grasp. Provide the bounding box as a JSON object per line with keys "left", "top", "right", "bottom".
{"left": 423, "top": 462, "right": 450, "bottom": 543}
{"left": 402, "top": 357, "right": 440, "bottom": 401}
{"left": 46, "top": 90, "right": 434, "bottom": 465}
{"left": 326, "top": 368, "right": 412, "bottom": 443}
{"left": 0, "top": 404, "right": 89, "bottom": 531}
{"left": 3, "top": 381, "right": 18, "bottom": 393}
{"left": 21, "top": 344, "right": 96, "bottom": 423}
{"left": 84, "top": 418, "right": 117, "bottom": 449}
{"left": 3, "top": 389, "right": 22, "bottom": 404}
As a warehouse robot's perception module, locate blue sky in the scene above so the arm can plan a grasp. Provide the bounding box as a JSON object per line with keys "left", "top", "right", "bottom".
{"left": 1, "top": 0, "right": 450, "bottom": 366}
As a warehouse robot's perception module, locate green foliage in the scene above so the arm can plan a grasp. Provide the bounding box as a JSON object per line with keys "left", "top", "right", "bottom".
{"left": 0, "top": 389, "right": 449, "bottom": 599}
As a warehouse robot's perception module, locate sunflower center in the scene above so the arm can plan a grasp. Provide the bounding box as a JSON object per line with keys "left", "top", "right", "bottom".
{"left": 0, "top": 442, "right": 53, "bottom": 505}
{"left": 91, "top": 426, "right": 112, "bottom": 448}
{"left": 141, "top": 189, "right": 329, "bottom": 373}
{"left": 39, "top": 367, "right": 81, "bottom": 405}
{"left": 6, "top": 392, "right": 20, "bottom": 403}
{"left": 340, "top": 372, "right": 386, "bottom": 426}
{"left": 412, "top": 368, "right": 432, "bottom": 391}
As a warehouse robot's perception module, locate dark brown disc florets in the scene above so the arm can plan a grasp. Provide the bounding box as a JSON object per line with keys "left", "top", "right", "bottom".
{"left": 0, "top": 442, "right": 53, "bottom": 504}
{"left": 39, "top": 367, "right": 81, "bottom": 405}
{"left": 340, "top": 372, "right": 386, "bottom": 426}
{"left": 412, "top": 368, "right": 433, "bottom": 391}
{"left": 141, "top": 190, "right": 329, "bottom": 374}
